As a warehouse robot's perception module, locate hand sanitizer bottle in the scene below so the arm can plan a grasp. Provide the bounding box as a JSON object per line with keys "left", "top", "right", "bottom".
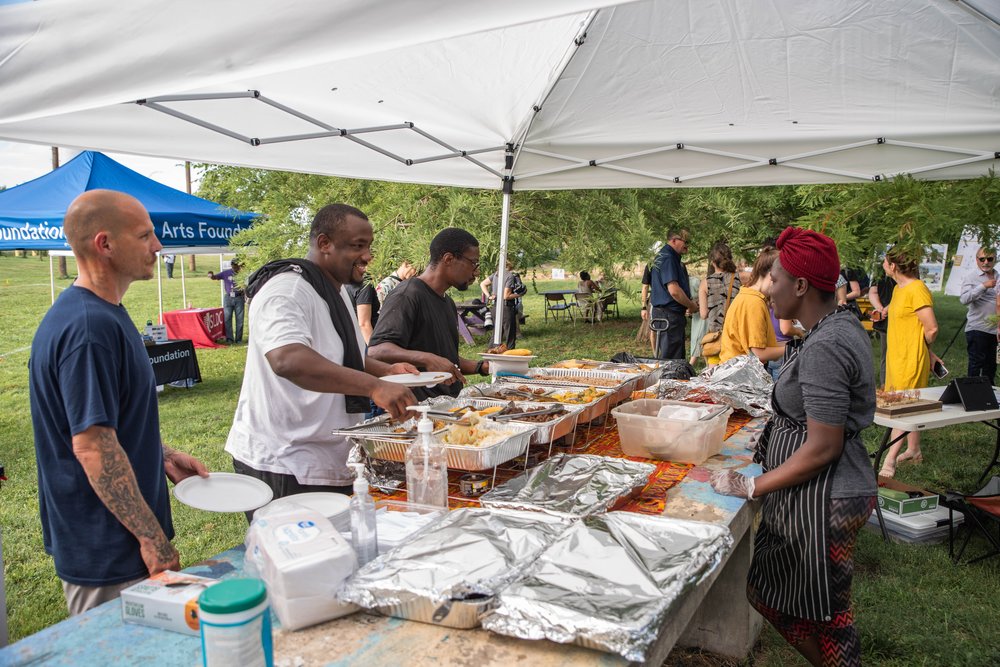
{"left": 405, "top": 406, "right": 449, "bottom": 508}
{"left": 348, "top": 463, "right": 378, "bottom": 566}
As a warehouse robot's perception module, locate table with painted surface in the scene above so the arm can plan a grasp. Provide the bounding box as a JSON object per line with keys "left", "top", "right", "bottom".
{"left": 870, "top": 385, "right": 1000, "bottom": 539}
{"left": 0, "top": 419, "right": 766, "bottom": 667}
{"left": 161, "top": 307, "right": 225, "bottom": 349}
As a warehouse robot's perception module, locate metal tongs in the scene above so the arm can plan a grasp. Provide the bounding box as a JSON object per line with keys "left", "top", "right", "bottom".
{"left": 491, "top": 403, "right": 566, "bottom": 421}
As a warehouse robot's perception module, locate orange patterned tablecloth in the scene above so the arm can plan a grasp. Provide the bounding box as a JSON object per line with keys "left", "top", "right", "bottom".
{"left": 373, "top": 411, "right": 753, "bottom": 515}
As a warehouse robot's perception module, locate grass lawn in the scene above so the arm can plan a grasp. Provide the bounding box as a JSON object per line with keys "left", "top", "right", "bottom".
{"left": 2, "top": 253, "right": 999, "bottom": 665}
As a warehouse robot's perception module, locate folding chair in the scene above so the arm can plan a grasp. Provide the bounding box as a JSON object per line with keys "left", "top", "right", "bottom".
{"left": 543, "top": 293, "right": 575, "bottom": 323}
{"left": 575, "top": 292, "right": 600, "bottom": 324}
{"left": 942, "top": 476, "right": 1000, "bottom": 565}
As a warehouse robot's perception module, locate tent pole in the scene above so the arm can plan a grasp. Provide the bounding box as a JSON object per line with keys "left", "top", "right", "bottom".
{"left": 49, "top": 255, "right": 55, "bottom": 304}
{"left": 157, "top": 255, "right": 163, "bottom": 324}
{"left": 180, "top": 254, "right": 187, "bottom": 308}
{"left": 492, "top": 144, "right": 515, "bottom": 347}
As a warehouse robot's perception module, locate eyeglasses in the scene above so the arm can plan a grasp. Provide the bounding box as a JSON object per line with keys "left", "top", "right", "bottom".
{"left": 978, "top": 256, "right": 995, "bottom": 263}
{"left": 454, "top": 254, "right": 480, "bottom": 271}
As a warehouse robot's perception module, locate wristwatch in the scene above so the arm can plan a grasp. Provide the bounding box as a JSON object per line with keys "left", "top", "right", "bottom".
{"left": 475, "top": 360, "right": 487, "bottom": 375}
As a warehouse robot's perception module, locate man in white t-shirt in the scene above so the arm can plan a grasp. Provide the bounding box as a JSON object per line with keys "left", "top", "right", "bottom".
{"left": 225, "top": 204, "right": 419, "bottom": 509}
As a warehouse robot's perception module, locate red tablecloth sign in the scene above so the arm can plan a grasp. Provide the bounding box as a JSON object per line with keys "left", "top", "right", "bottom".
{"left": 162, "top": 308, "right": 225, "bottom": 349}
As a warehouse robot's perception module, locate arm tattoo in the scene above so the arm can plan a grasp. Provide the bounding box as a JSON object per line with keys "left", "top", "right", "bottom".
{"left": 84, "top": 428, "right": 172, "bottom": 560}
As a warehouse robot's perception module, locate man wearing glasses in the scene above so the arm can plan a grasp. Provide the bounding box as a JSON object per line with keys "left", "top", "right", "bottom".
{"left": 649, "top": 230, "right": 698, "bottom": 360}
{"left": 960, "top": 248, "right": 999, "bottom": 383}
{"left": 369, "top": 227, "right": 490, "bottom": 400}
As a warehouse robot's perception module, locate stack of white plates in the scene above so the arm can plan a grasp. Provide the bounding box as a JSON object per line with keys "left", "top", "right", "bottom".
{"left": 263, "top": 492, "right": 352, "bottom": 531}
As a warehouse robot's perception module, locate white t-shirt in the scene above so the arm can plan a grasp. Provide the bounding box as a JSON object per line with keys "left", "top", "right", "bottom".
{"left": 225, "top": 272, "right": 365, "bottom": 486}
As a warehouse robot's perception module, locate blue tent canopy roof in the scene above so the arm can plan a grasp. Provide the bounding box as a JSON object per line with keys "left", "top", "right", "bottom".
{"left": 0, "top": 151, "right": 257, "bottom": 250}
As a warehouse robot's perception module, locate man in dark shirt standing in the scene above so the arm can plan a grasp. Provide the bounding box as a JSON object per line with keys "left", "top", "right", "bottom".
{"left": 650, "top": 230, "right": 698, "bottom": 359}
{"left": 29, "top": 190, "right": 208, "bottom": 616}
{"left": 368, "top": 227, "right": 491, "bottom": 399}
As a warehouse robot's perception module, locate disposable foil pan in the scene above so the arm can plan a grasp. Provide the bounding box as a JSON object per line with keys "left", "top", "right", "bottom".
{"left": 481, "top": 512, "right": 733, "bottom": 662}
{"left": 524, "top": 368, "right": 639, "bottom": 405}
{"left": 369, "top": 595, "right": 495, "bottom": 630}
{"left": 479, "top": 453, "right": 656, "bottom": 517}
{"left": 464, "top": 383, "right": 612, "bottom": 424}
{"left": 339, "top": 507, "right": 574, "bottom": 629}
{"left": 353, "top": 419, "right": 536, "bottom": 471}
{"left": 427, "top": 397, "right": 584, "bottom": 446}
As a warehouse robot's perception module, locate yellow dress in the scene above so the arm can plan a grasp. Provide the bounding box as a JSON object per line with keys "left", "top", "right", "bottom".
{"left": 885, "top": 279, "right": 933, "bottom": 390}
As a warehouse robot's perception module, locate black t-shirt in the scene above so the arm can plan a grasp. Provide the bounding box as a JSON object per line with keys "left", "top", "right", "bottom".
{"left": 369, "top": 277, "right": 461, "bottom": 399}
{"left": 347, "top": 282, "right": 380, "bottom": 328}
{"left": 871, "top": 275, "right": 896, "bottom": 333}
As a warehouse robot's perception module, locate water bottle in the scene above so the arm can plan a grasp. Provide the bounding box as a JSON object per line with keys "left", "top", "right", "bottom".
{"left": 405, "top": 406, "right": 449, "bottom": 508}
{"left": 348, "top": 462, "right": 378, "bottom": 566}
{"left": 198, "top": 578, "right": 273, "bottom": 667}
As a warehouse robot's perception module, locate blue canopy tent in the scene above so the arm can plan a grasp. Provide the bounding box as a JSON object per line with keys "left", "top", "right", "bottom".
{"left": 0, "top": 150, "right": 256, "bottom": 250}
{"left": 0, "top": 151, "right": 258, "bottom": 315}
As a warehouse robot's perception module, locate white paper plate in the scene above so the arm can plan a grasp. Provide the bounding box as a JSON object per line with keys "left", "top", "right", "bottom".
{"left": 264, "top": 492, "right": 351, "bottom": 531}
{"left": 381, "top": 371, "right": 453, "bottom": 387}
{"left": 173, "top": 473, "right": 274, "bottom": 513}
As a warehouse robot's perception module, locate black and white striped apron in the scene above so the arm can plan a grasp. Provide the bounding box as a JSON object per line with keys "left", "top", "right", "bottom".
{"left": 748, "top": 351, "right": 840, "bottom": 622}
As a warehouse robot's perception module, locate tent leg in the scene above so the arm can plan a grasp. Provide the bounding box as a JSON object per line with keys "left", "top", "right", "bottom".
{"left": 157, "top": 256, "right": 163, "bottom": 324}
{"left": 492, "top": 146, "right": 515, "bottom": 348}
{"left": 180, "top": 255, "right": 187, "bottom": 308}
{"left": 49, "top": 255, "right": 55, "bottom": 304}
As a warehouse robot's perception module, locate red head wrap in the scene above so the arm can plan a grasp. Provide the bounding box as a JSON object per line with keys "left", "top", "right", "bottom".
{"left": 775, "top": 227, "right": 840, "bottom": 292}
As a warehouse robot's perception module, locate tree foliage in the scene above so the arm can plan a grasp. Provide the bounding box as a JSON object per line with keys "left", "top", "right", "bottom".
{"left": 196, "top": 164, "right": 1000, "bottom": 287}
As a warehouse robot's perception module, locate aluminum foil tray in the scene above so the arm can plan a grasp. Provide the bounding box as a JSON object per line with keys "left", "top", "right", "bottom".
{"left": 464, "top": 383, "right": 612, "bottom": 424}
{"left": 524, "top": 368, "right": 640, "bottom": 405}
{"left": 355, "top": 419, "right": 536, "bottom": 471}
{"left": 427, "top": 397, "right": 584, "bottom": 446}
{"left": 479, "top": 453, "right": 656, "bottom": 517}
{"left": 482, "top": 512, "right": 733, "bottom": 662}
{"left": 339, "top": 508, "right": 574, "bottom": 629}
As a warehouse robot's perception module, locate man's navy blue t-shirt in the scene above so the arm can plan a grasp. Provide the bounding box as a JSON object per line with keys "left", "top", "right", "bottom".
{"left": 650, "top": 245, "right": 690, "bottom": 313}
{"left": 29, "top": 286, "right": 172, "bottom": 586}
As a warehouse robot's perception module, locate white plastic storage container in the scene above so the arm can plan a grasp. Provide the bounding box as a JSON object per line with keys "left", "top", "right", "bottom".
{"left": 612, "top": 399, "right": 732, "bottom": 464}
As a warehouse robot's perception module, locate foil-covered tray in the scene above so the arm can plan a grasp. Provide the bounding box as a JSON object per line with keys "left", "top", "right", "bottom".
{"left": 339, "top": 507, "right": 574, "bottom": 629}
{"left": 482, "top": 512, "right": 733, "bottom": 662}
{"left": 426, "top": 397, "right": 584, "bottom": 446}
{"left": 353, "top": 419, "right": 536, "bottom": 471}
{"left": 479, "top": 453, "right": 656, "bottom": 517}
{"left": 464, "top": 383, "right": 612, "bottom": 424}
{"left": 653, "top": 354, "right": 773, "bottom": 417}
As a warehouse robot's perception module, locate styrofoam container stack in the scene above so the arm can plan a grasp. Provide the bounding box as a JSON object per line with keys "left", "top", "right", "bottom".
{"left": 612, "top": 399, "right": 732, "bottom": 464}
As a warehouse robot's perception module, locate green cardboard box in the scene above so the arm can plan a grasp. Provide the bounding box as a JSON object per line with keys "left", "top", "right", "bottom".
{"left": 877, "top": 477, "right": 939, "bottom": 516}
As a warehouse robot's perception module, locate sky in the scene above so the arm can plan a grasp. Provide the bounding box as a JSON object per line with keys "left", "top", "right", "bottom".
{"left": 0, "top": 141, "right": 195, "bottom": 192}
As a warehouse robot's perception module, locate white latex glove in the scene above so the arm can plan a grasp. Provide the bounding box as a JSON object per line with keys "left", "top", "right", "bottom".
{"left": 710, "top": 470, "right": 756, "bottom": 500}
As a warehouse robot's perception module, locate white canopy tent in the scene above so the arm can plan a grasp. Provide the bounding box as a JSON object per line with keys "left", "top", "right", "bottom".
{"left": 2, "top": 0, "right": 998, "bottom": 340}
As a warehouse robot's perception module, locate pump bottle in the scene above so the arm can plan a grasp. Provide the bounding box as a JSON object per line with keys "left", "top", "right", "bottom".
{"left": 347, "top": 462, "right": 378, "bottom": 566}
{"left": 405, "top": 406, "right": 449, "bottom": 508}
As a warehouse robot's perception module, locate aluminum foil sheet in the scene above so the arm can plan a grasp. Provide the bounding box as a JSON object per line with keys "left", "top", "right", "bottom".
{"left": 479, "top": 454, "right": 656, "bottom": 517}
{"left": 347, "top": 442, "right": 405, "bottom": 492}
{"left": 482, "top": 512, "right": 733, "bottom": 662}
{"left": 655, "top": 354, "right": 773, "bottom": 417}
{"left": 339, "top": 508, "right": 573, "bottom": 611}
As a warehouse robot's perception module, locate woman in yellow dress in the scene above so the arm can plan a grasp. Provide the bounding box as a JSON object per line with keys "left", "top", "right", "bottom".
{"left": 881, "top": 247, "right": 940, "bottom": 477}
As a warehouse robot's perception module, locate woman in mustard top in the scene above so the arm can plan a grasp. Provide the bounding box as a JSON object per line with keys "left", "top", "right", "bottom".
{"left": 881, "top": 248, "right": 940, "bottom": 477}
{"left": 720, "top": 248, "right": 785, "bottom": 365}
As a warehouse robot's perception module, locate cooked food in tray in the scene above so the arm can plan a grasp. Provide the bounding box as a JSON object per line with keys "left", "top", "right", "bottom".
{"left": 875, "top": 388, "right": 922, "bottom": 408}
{"left": 551, "top": 359, "right": 657, "bottom": 372}
{"left": 492, "top": 406, "right": 570, "bottom": 423}
{"left": 529, "top": 372, "right": 623, "bottom": 387}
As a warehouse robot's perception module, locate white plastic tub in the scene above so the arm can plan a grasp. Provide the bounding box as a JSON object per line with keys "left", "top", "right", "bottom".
{"left": 611, "top": 399, "right": 732, "bottom": 464}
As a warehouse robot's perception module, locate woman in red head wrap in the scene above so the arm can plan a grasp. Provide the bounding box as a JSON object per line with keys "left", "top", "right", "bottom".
{"left": 711, "top": 226, "right": 877, "bottom": 667}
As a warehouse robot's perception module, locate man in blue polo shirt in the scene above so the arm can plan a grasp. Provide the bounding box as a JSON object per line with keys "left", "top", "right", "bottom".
{"left": 29, "top": 190, "right": 208, "bottom": 616}
{"left": 650, "top": 230, "right": 698, "bottom": 359}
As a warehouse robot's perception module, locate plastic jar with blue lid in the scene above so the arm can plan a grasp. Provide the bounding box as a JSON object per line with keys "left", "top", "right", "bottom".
{"left": 198, "top": 578, "right": 273, "bottom": 667}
